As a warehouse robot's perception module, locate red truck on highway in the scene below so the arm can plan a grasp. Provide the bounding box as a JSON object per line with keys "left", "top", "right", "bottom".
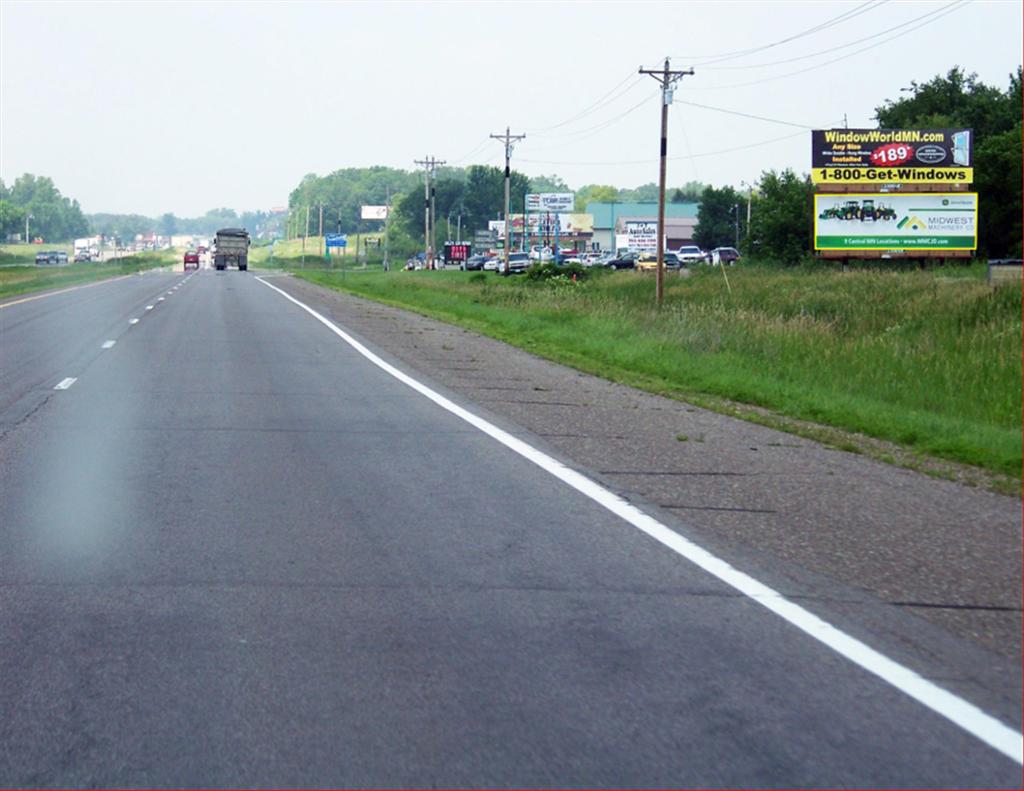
{"left": 183, "top": 250, "right": 200, "bottom": 271}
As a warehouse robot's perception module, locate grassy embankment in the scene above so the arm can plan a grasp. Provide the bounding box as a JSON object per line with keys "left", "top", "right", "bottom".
{"left": 251, "top": 236, "right": 385, "bottom": 268}
{"left": 0, "top": 249, "right": 175, "bottom": 300}
{"left": 290, "top": 263, "right": 1021, "bottom": 485}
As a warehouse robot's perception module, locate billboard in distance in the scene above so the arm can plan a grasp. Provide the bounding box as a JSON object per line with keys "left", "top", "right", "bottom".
{"left": 361, "top": 205, "right": 390, "bottom": 220}
{"left": 625, "top": 221, "right": 658, "bottom": 252}
{"left": 526, "top": 193, "right": 575, "bottom": 213}
{"left": 811, "top": 129, "right": 973, "bottom": 184}
{"left": 814, "top": 193, "right": 977, "bottom": 250}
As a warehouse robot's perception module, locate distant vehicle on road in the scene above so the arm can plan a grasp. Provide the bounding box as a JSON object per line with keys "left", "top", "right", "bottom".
{"left": 74, "top": 251, "right": 92, "bottom": 263}
{"left": 183, "top": 250, "right": 200, "bottom": 271}
{"left": 35, "top": 251, "right": 57, "bottom": 266}
{"left": 213, "top": 228, "right": 250, "bottom": 271}
{"left": 56, "top": 251, "right": 68, "bottom": 265}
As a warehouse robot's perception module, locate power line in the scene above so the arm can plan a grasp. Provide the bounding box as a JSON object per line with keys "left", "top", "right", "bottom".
{"left": 673, "top": 99, "right": 820, "bottom": 129}
{"left": 524, "top": 73, "right": 645, "bottom": 134}
{"left": 672, "top": 1, "right": 885, "bottom": 65}
{"left": 525, "top": 90, "right": 660, "bottom": 151}
{"left": 686, "top": 1, "right": 969, "bottom": 91}
{"left": 515, "top": 127, "right": 825, "bottom": 168}
{"left": 698, "top": 0, "right": 958, "bottom": 70}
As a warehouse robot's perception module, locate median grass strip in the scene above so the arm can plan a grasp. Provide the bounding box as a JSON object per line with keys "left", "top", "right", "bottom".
{"left": 0, "top": 252, "right": 174, "bottom": 301}
{"left": 291, "top": 264, "right": 1021, "bottom": 482}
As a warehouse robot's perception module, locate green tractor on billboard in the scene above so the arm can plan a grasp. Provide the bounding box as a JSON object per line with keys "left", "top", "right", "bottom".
{"left": 876, "top": 203, "right": 897, "bottom": 221}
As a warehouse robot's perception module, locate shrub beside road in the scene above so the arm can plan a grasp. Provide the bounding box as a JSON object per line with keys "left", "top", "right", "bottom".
{"left": 293, "top": 263, "right": 1021, "bottom": 480}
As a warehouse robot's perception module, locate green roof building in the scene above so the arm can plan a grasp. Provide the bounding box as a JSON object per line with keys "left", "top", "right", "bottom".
{"left": 586, "top": 201, "right": 700, "bottom": 251}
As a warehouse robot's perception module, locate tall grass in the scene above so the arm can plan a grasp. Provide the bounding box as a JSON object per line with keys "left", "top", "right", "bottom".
{"left": 294, "top": 264, "right": 1021, "bottom": 477}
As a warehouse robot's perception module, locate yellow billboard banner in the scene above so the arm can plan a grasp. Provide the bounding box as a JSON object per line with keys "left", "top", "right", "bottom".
{"left": 812, "top": 167, "right": 973, "bottom": 185}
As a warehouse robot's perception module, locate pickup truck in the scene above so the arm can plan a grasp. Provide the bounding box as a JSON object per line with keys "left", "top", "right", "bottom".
{"left": 183, "top": 250, "right": 200, "bottom": 271}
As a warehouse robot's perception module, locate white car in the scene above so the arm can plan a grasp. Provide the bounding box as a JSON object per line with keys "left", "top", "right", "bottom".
{"left": 676, "top": 245, "right": 706, "bottom": 265}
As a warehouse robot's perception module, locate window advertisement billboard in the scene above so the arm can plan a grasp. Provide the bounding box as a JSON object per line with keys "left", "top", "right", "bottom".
{"left": 814, "top": 193, "right": 978, "bottom": 250}
{"left": 811, "top": 129, "right": 973, "bottom": 184}
{"left": 525, "top": 193, "right": 575, "bottom": 213}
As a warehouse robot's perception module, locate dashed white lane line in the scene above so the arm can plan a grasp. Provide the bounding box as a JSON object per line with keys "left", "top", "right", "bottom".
{"left": 129, "top": 318, "right": 139, "bottom": 325}
{"left": 158, "top": 297, "right": 165, "bottom": 302}
{"left": 54, "top": 377, "right": 77, "bottom": 390}
{"left": 145, "top": 305, "right": 154, "bottom": 311}
{"left": 257, "top": 274, "right": 1024, "bottom": 766}
{"left": 101, "top": 340, "right": 116, "bottom": 349}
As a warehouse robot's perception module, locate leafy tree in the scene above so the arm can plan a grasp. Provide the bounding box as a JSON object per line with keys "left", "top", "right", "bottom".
{"left": 3, "top": 174, "right": 89, "bottom": 241}
{"left": 158, "top": 213, "right": 177, "bottom": 236}
{"left": 671, "top": 181, "right": 706, "bottom": 203}
{"left": 875, "top": 66, "right": 1022, "bottom": 256}
{"left": 529, "top": 174, "right": 570, "bottom": 193}
{"left": 617, "top": 182, "right": 659, "bottom": 202}
{"left": 0, "top": 200, "right": 26, "bottom": 239}
{"left": 693, "top": 185, "right": 744, "bottom": 251}
{"left": 574, "top": 184, "right": 619, "bottom": 211}
{"left": 745, "top": 169, "right": 814, "bottom": 264}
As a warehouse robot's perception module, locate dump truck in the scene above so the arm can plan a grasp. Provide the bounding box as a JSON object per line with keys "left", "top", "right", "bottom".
{"left": 213, "top": 228, "right": 250, "bottom": 271}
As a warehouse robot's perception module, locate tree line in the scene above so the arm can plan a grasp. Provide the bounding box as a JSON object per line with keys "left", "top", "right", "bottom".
{"left": 0, "top": 175, "right": 90, "bottom": 242}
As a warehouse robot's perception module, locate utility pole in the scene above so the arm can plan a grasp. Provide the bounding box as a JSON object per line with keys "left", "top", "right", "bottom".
{"left": 303, "top": 204, "right": 310, "bottom": 266}
{"left": 415, "top": 156, "right": 445, "bottom": 268}
{"left": 383, "top": 186, "right": 391, "bottom": 271}
{"left": 490, "top": 126, "right": 526, "bottom": 274}
{"left": 24, "top": 213, "right": 32, "bottom": 244}
{"left": 733, "top": 204, "right": 740, "bottom": 247}
{"left": 640, "top": 58, "right": 694, "bottom": 305}
{"left": 318, "top": 204, "right": 324, "bottom": 257}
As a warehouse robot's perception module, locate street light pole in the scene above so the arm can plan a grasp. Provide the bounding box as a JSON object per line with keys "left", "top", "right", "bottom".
{"left": 24, "top": 213, "right": 32, "bottom": 244}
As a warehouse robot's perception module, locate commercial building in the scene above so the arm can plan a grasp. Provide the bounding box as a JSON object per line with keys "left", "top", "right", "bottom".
{"left": 586, "top": 201, "right": 699, "bottom": 251}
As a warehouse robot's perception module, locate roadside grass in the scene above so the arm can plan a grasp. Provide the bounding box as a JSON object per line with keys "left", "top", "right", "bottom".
{"left": 0, "top": 242, "right": 74, "bottom": 265}
{"left": 291, "top": 263, "right": 1022, "bottom": 481}
{"left": 0, "top": 252, "right": 174, "bottom": 300}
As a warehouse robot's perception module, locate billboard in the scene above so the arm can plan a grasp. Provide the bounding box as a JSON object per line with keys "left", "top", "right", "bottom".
{"left": 526, "top": 193, "right": 575, "bottom": 212}
{"left": 361, "top": 205, "right": 390, "bottom": 220}
{"left": 508, "top": 213, "right": 594, "bottom": 235}
{"left": 625, "top": 221, "right": 659, "bottom": 253}
{"left": 814, "top": 193, "right": 977, "bottom": 251}
{"left": 811, "top": 129, "right": 973, "bottom": 184}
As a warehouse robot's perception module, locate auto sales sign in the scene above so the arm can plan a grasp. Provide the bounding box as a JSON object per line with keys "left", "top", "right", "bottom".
{"left": 811, "top": 129, "right": 973, "bottom": 184}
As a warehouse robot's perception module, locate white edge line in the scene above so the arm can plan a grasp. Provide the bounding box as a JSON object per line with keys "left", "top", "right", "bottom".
{"left": 54, "top": 377, "right": 77, "bottom": 390}
{"left": 256, "top": 275, "right": 1024, "bottom": 766}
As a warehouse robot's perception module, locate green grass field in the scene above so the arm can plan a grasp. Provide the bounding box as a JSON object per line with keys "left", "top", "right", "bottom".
{"left": 291, "top": 263, "right": 1022, "bottom": 480}
{"left": 0, "top": 251, "right": 175, "bottom": 300}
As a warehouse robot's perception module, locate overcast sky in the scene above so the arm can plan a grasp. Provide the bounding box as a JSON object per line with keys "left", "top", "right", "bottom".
{"left": 1, "top": 0, "right": 1020, "bottom": 217}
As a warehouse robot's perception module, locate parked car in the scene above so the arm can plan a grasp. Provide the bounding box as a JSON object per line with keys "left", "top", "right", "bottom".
{"left": 74, "top": 251, "right": 92, "bottom": 263}
{"left": 709, "top": 247, "right": 741, "bottom": 265}
{"left": 56, "top": 251, "right": 68, "bottom": 265}
{"left": 605, "top": 251, "right": 639, "bottom": 270}
{"left": 676, "top": 245, "right": 705, "bottom": 265}
{"left": 462, "top": 253, "right": 489, "bottom": 271}
{"left": 497, "top": 251, "right": 531, "bottom": 275}
{"left": 35, "top": 251, "right": 57, "bottom": 266}
{"left": 635, "top": 252, "right": 682, "bottom": 272}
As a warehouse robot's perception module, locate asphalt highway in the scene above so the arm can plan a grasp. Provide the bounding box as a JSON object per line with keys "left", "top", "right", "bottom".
{"left": 0, "top": 269, "right": 1020, "bottom": 787}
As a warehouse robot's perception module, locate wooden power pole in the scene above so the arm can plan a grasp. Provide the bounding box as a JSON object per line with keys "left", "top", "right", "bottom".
{"left": 640, "top": 58, "right": 694, "bottom": 305}
{"left": 490, "top": 127, "right": 526, "bottom": 275}
{"left": 414, "top": 156, "right": 445, "bottom": 268}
